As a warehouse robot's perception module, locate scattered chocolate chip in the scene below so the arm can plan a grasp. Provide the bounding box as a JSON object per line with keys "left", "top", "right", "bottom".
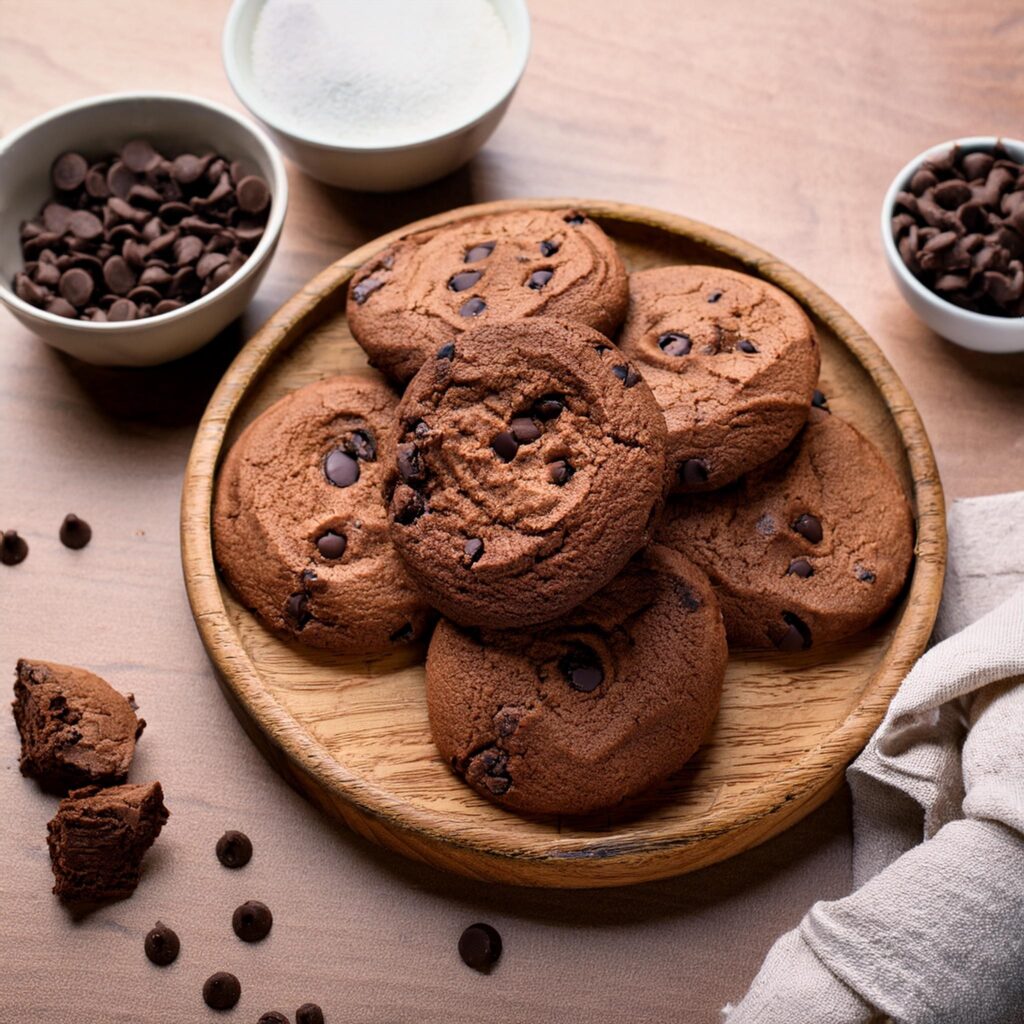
{"left": 792, "top": 513, "right": 823, "bottom": 543}
{"left": 458, "top": 923, "right": 502, "bottom": 972}
{"left": 317, "top": 531, "right": 347, "bottom": 559}
{"left": 811, "top": 389, "right": 830, "bottom": 411}
{"left": 144, "top": 921, "right": 180, "bottom": 966}
{"left": 203, "top": 972, "right": 241, "bottom": 1011}
{"left": 659, "top": 331, "right": 692, "bottom": 356}
{"left": 559, "top": 645, "right": 604, "bottom": 692}
{"left": 679, "top": 458, "right": 709, "bottom": 488}
{"left": 777, "top": 612, "right": 812, "bottom": 652}
{"left": 52, "top": 152, "right": 88, "bottom": 192}
{"left": 707, "top": 289, "right": 723, "bottom": 303}
{"left": 459, "top": 296, "right": 487, "bottom": 317}
{"left": 285, "top": 591, "right": 310, "bottom": 626}
{"left": 564, "top": 213, "right": 586, "bottom": 225}
{"left": 233, "top": 900, "right": 273, "bottom": 942}
{"left": 533, "top": 394, "right": 564, "bottom": 420}
{"left": 856, "top": 565, "right": 877, "bottom": 583}
{"left": 464, "top": 538, "right": 484, "bottom": 564}
{"left": 611, "top": 364, "right": 641, "bottom": 387}
{"left": 324, "top": 448, "right": 360, "bottom": 487}
{"left": 787, "top": 558, "right": 813, "bottom": 578}
{"left": 258, "top": 1014, "right": 289, "bottom": 1024}
{"left": 1, "top": 531, "right": 29, "bottom": 566}
{"left": 539, "top": 239, "right": 559, "bottom": 257}
{"left": 737, "top": 338, "right": 758, "bottom": 354}
{"left": 437, "top": 342, "right": 456, "bottom": 360}
{"left": 528, "top": 269, "right": 553, "bottom": 289}
{"left": 547, "top": 459, "right": 574, "bottom": 485}
{"left": 59, "top": 513, "right": 92, "bottom": 549}
{"left": 510, "top": 416, "right": 541, "bottom": 443}
{"left": 296, "top": 1004, "right": 325, "bottom": 1024}
{"left": 491, "top": 431, "right": 519, "bottom": 462}
{"left": 465, "top": 241, "right": 496, "bottom": 262}
{"left": 449, "top": 270, "right": 482, "bottom": 292}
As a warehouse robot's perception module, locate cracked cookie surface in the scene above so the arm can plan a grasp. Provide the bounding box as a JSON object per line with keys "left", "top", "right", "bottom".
{"left": 387, "top": 318, "right": 668, "bottom": 628}
{"left": 656, "top": 408, "right": 914, "bottom": 650}
{"left": 213, "top": 375, "right": 433, "bottom": 653}
{"left": 426, "top": 545, "right": 727, "bottom": 816}
{"left": 346, "top": 208, "right": 629, "bottom": 384}
{"left": 618, "top": 265, "right": 820, "bottom": 492}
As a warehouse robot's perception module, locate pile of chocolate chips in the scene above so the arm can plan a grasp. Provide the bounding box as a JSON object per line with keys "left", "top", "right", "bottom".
{"left": 892, "top": 142, "right": 1024, "bottom": 316}
{"left": 14, "top": 141, "right": 271, "bottom": 322}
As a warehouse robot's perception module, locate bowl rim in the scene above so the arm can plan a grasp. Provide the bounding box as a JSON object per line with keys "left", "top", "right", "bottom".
{"left": 222, "top": 0, "right": 532, "bottom": 153}
{"left": 880, "top": 134, "right": 1024, "bottom": 331}
{"left": 0, "top": 90, "right": 288, "bottom": 334}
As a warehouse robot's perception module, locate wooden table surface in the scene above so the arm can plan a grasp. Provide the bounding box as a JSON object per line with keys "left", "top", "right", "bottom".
{"left": 2, "top": 2, "right": 1022, "bottom": 1022}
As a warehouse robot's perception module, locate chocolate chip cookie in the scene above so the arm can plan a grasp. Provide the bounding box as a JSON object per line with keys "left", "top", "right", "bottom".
{"left": 347, "top": 208, "right": 629, "bottom": 383}
{"left": 214, "top": 375, "right": 433, "bottom": 653}
{"left": 656, "top": 408, "right": 914, "bottom": 651}
{"left": 618, "top": 265, "right": 820, "bottom": 492}
{"left": 426, "top": 545, "right": 727, "bottom": 816}
{"left": 387, "top": 318, "right": 667, "bottom": 628}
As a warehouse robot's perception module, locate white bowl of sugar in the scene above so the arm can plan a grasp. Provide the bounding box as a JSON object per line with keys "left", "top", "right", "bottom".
{"left": 223, "top": 0, "right": 530, "bottom": 192}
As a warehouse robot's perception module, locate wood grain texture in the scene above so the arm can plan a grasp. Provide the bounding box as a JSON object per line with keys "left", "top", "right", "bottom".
{"left": 181, "top": 199, "right": 946, "bottom": 887}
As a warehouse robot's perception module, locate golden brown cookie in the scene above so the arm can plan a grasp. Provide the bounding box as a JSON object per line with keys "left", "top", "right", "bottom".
{"left": 346, "top": 208, "right": 629, "bottom": 383}
{"left": 426, "top": 546, "right": 727, "bottom": 816}
{"left": 656, "top": 408, "right": 914, "bottom": 650}
{"left": 213, "top": 375, "right": 433, "bottom": 653}
{"left": 386, "top": 318, "right": 667, "bottom": 628}
{"left": 618, "top": 265, "right": 820, "bottom": 492}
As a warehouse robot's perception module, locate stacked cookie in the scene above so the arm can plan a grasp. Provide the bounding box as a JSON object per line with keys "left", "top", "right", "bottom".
{"left": 213, "top": 208, "right": 914, "bottom": 817}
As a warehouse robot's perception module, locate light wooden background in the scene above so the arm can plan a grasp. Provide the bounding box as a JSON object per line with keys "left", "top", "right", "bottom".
{"left": 1, "top": 2, "right": 1022, "bottom": 1022}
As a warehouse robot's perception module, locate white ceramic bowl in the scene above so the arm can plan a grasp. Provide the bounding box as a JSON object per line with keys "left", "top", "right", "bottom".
{"left": 881, "top": 136, "right": 1024, "bottom": 355}
{"left": 222, "top": 0, "right": 531, "bottom": 191}
{"left": 0, "top": 92, "right": 287, "bottom": 367}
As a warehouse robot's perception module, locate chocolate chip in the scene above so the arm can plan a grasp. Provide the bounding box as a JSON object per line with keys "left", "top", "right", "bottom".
{"left": 909, "top": 167, "right": 938, "bottom": 195}
{"left": 46, "top": 297, "right": 78, "bottom": 318}
{"left": 934, "top": 179, "right": 972, "bottom": 209}
{"left": 103, "top": 255, "right": 137, "bottom": 295}
{"left": 51, "top": 152, "right": 88, "bottom": 192}
{"left": 14, "top": 273, "right": 46, "bottom": 307}
{"left": 170, "top": 153, "right": 206, "bottom": 184}
{"left": 856, "top": 565, "right": 876, "bottom": 583}
{"left": 285, "top": 592, "right": 310, "bottom": 626}
{"left": 233, "top": 900, "right": 273, "bottom": 942}
{"left": 68, "top": 210, "right": 103, "bottom": 241}
{"left": 397, "top": 443, "right": 425, "bottom": 483}
{"left": 463, "top": 747, "right": 510, "bottom": 795}
{"left": 144, "top": 922, "right": 180, "bottom": 966}
{"left": 611, "top": 364, "right": 641, "bottom": 387}
{"left": 962, "top": 151, "right": 995, "bottom": 180}
{"left": 459, "top": 296, "right": 486, "bottom": 317}
{"left": 564, "top": 213, "right": 587, "bottom": 224}
{"left": 559, "top": 645, "right": 604, "bottom": 692}
{"left": 792, "top": 513, "right": 823, "bottom": 543}
{"left": 679, "top": 458, "right": 709, "bottom": 488}
{"left": 1, "top": 530, "right": 28, "bottom": 566}
{"left": 352, "top": 277, "right": 382, "bottom": 304}
{"left": 121, "top": 139, "right": 159, "bottom": 173}
{"left": 464, "top": 538, "right": 484, "bottom": 564}
{"left": 258, "top": 1014, "right": 289, "bottom": 1024}
{"left": 437, "top": 342, "right": 456, "bottom": 360}
{"left": 394, "top": 488, "right": 426, "bottom": 525}
{"left": 465, "top": 241, "right": 496, "bottom": 262}
{"left": 528, "top": 269, "right": 553, "bottom": 289}
{"left": 707, "top": 290, "right": 723, "bottom": 303}
{"left": 459, "top": 923, "right": 502, "bottom": 972}
{"left": 324, "top": 448, "right": 360, "bottom": 487}
{"left": 296, "top": 1005, "right": 324, "bottom": 1024}
{"left": 107, "top": 298, "right": 138, "bottom": 321}
{"left": 203, "top": 972, "right": 241, "bottom": 1011}
{"left": 510, "top": 416, "right": 541, "bottom": 443}
{"left": 173, "top": 235, "right": 204, "bottom": 266}
{"left": 237, "top": 175, "right": 271, "bottom": 214}
{"left": 59, "top": 513, "right": 92, "bottom": 549}
{"left": 533, "top": 394, "right": 564, "bottom": 420}
{"left": 317, "top": 531, "right": 347, "bottom": 559}
{"left": 540, "top": 239, "right": 559, "bottom": 257}
{"left": 491, "top": 431, "right": 519, "bottom": 462}
{"left": 59, "top": 268, "right": 94, "bottom": 308}
{"left": 547, "top": 459, "right": 574, "bottom": 485}
{"left": 777, "top": 612, "right": 812, "bottom": 652}
{"left": 812, "top": 389, "right": 830, "bottom": 411}
{"left": 413, "top": 420, "right": 431, "bottom": 439}
{"left": 449, "top": 270, "right": 482, "bottom": 292}
{"left": 737, "top": 338, "right": 758, "bottom": 354}
{"left": 659, "top": 332, "right": 692, "bottom": 356}
{"left": 345, "top": 429, "right": 377, "bottom": 461}
{"left": 787, "top": 558, "right": 813, "bottom": 578}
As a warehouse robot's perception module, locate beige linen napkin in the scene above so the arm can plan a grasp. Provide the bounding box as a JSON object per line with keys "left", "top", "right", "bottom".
{"left": 725, "top": 491, "right": 1024, "bottom": 1024}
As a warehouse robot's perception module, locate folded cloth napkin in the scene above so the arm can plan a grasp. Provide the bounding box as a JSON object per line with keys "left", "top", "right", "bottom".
{"left": 724, "top": 491, "right": 1024, "bottom": 1024}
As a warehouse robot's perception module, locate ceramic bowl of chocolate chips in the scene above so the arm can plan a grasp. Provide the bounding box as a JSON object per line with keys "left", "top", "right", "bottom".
{"left": 882, "top": 136, "right": 1024, "bottom": 354}
{"left": 0, "top": 91, "right": 287, "bottom": 366}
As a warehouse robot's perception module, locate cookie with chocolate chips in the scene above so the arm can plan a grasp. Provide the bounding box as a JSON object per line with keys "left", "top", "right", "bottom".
{"left": 656, "top": 408, "right": 914, "bottom": 650}
{"left": 426, "top": 545, "right": 727, "bottom": 815}
{"left": 387, "top": 318, "right": 667, "bottom": 628}
{"left": 213, "top": 375, "right": 433, "bottom": 653}
{"left": 618, "top": 265, "right": 820, "bottom": 492}
{"left": 346, "top": 208, "right": 629, "bottom": 384}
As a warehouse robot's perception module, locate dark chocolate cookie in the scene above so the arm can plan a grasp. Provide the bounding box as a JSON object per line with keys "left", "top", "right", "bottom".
{"left": 618, "top": 265, "right": 820, "bottom": 492}
{"left": 214, "top": 375, "right": 433, "bottom": 653}
{"left": 656, "top": 408, "right": 914, "bottom": 650}
{"left": 13, "top": 659, "right": 145, "bottom": 793}
{"left": 426, "top": 546, "right": 727, "bottom": 815}
{"left": 347, "top": 208, "right": 629, "bottom": 383}
{"left": 387, "top": 318, "right": 667, "bottom": 628}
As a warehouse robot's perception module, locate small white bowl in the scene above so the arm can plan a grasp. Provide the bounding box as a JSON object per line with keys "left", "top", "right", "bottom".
{"left": 222, "top": 0, "right": 531, "bottom": 192}
{"left": 0, "top": 92, "right": 287, "bottom": 367}
{"left": 881, "top": 136, "right": 1024, "bottom": 355}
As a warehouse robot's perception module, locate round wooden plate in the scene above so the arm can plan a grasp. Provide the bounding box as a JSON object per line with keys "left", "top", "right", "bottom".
{"left": 181, "top": 199, "right": 946, "bottom": 889}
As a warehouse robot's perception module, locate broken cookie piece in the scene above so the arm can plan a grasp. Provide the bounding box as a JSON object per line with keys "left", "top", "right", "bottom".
{"left": 47, "top": 781, "right": 169, "bottom": 904}
{"left": 12, "top": 659, "right": 145, "bottom": 793}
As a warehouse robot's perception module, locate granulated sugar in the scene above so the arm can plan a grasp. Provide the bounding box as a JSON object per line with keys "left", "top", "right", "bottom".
{"left": 250, "top": 0, "right": 515, "bottom": 147}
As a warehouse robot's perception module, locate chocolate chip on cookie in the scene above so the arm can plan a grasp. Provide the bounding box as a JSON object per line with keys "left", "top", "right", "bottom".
{"left": 346, "top": 209, "right": 629, "bottom": 384}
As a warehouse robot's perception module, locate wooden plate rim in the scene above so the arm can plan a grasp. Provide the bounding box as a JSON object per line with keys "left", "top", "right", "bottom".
{"left": 181, "top": 198, "right": 946, "bottom": 871}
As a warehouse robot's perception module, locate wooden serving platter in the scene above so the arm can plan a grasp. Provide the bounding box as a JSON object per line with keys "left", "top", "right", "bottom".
{"left": 181, "top": 199, "right": 946, "bottom": 889}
